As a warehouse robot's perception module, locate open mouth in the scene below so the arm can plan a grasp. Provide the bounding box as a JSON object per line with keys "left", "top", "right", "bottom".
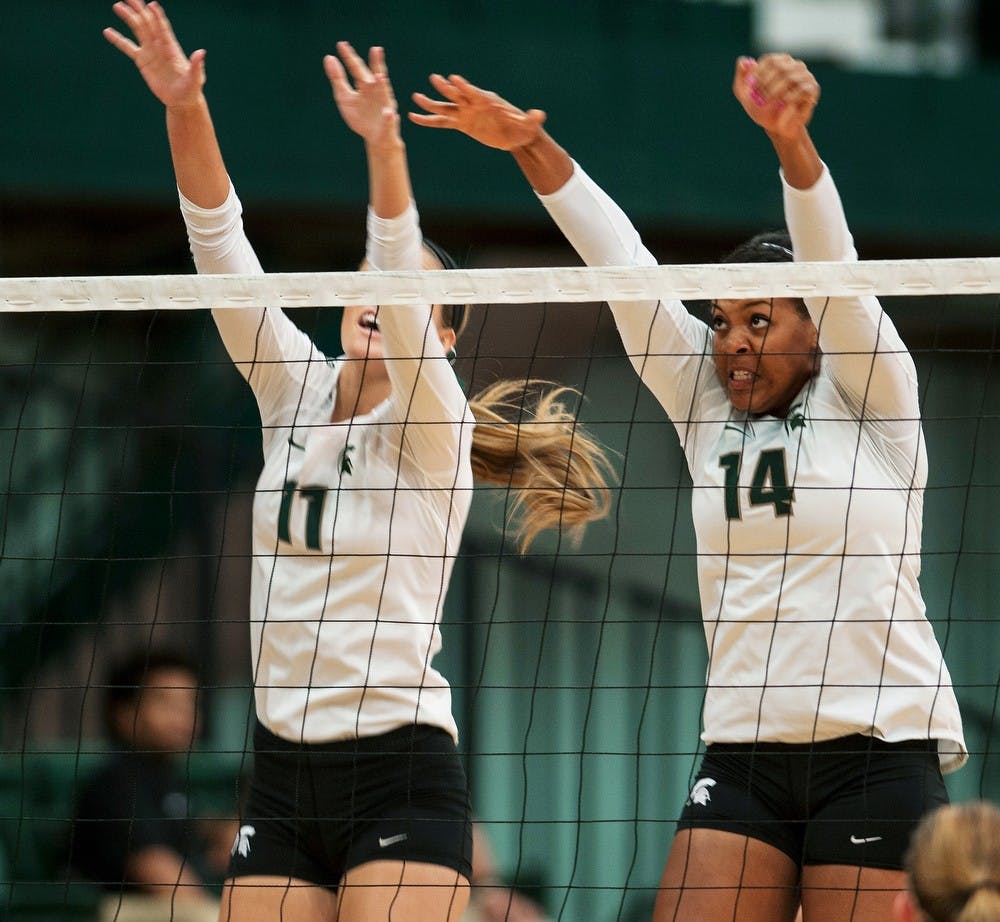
{"left": 359, "top": 310, "right": 380, "bottom": 333}
{"left": 729, "top": 368, "right": 757, "bottom": 387}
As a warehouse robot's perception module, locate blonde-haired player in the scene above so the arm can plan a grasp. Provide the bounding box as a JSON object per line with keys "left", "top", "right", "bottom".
{"left": 104, "top": 3, "right": 612, "bottom": 920}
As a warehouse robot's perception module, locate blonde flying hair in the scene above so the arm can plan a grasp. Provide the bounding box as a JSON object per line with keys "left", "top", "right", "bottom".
{"left": 467, "top": 379, "right": 613, "bottom": 551}
{"left": 438, "top": 301, "right": 614, "bottom": 552}
{"left": 905, "top": 801, "right": 1000, "bottom": 922}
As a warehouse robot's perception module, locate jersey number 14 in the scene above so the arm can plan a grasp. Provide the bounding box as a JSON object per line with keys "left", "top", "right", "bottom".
{"left": 719, "top": 449, "right": 794, "bottom": 520}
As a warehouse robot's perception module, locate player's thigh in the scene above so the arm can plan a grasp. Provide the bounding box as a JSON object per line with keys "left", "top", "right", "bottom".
{"left": 654, "top": 828, "right": 800, "bottom": 922}
{"left": 337, "top": 859, "right": 470, "bottom": 922}
{"left": 217, "top": 875, "right": 337, "bottom": 922}
{"left": 800, "top": 864, "right": 906, "bottom": 922}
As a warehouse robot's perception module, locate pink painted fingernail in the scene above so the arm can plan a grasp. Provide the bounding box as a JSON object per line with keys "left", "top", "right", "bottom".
{"left": 751, "top": 88, "right": 766, "bottom": 106}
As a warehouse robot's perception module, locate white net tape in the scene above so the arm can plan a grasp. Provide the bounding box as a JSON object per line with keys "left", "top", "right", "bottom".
{"left": 4, "top": 257, "right": 1000, "bottom": 310}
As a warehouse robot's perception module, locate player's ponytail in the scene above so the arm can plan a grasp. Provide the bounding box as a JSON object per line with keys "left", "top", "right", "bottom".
{"left": 467, "top": 379, "right": 614, "bottom": 553}
{"left": 906, "top": 802, "right": 1000, "bottom": 922}
{"left": 423, "top": 238, "right": 614, "bottom": 551}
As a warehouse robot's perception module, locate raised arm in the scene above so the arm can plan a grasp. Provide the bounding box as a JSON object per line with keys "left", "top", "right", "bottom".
{"left": 105, "top": 0, "right": 317, "bottom": 413}
{"left": 326, "top": 45, "right": 469, "bottom": 464}
{"left": 734, "top": 54, "right": 918, "bottom": 421}
{"left": 411, "top": 75, "right": 570, "bottom": 194}
{"left": 732, "top": 54, "right": 822, "bottom": 191}
{"left": 104, "top": 0, "right": 227, "bottom": 207}
{"left": 325, "top": 42, "right": 412, "bottom": 220}
{"left": 410, "top": 75, "right": 716, "bottom": 428}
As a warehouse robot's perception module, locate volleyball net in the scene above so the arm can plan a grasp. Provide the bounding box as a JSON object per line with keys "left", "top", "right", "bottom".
{"left": 1, "top": 260, "right": 999, "bottom": 921}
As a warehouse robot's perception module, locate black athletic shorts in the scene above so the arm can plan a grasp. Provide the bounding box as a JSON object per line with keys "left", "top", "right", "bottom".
{"left": 676, "top": 734, "right": 948, "bottom": 870}
{"left": 228, "top": 721, "right": 473, "bottom": 888}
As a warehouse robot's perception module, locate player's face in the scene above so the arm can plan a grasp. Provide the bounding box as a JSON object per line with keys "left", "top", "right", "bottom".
{"left": 120, "top": 667, "right": 199, "bottom": 753}
{"left": 339, "top": 248, "right": 454, "bottom": 364}
{"left": 711, "top": 297, "right": 818, "bottom": 417}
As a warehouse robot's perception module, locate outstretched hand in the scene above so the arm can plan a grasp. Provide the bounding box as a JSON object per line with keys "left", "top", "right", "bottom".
{"left": 324, "top": 43, "right": 402, "bottom": 149}
{"left": 733, "top": 54, "right": 820, "bottom": 140}
{"left": 409, "top": 74, "right": 547, "bottom": 151}
{"left": 103, "top": 0, "right": 205, "bottom": 109}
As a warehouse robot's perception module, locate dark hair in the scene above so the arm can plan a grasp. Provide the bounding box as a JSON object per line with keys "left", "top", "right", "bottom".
{"left": 722, "top": 230, "right": 795, "bottom": 264}
{"left": 104, "top": 648, "right": 199, "bottom": 741}
{"left": 422, "top": 236, "right": 469, "bottom": 338}
{"left": 717, "top": 230, "right": 808, "bottom": 319}
{"left": 421, "top": 236, "right": 458, "bottom": 271}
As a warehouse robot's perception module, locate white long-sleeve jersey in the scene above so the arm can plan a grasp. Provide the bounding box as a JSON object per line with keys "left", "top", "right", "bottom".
{"left": 538, "top": 162, "right": 966, "bottom": 772}
{"left": 180, "top": 184, "right": 474, "bottom": 744}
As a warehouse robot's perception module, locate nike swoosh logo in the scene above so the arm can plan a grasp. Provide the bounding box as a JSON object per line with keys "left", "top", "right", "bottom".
{"left": 378, "top": 833, "right": 408, "bottom": 848}
{"left": 850, "top": 835, "right": 883, "bottom": 844}
{"left": 288, "top": 435, "right": 305, "bottom": 450}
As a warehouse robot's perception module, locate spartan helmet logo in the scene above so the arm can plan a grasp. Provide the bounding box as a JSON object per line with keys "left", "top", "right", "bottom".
{"left": 231, "top": 824, "right": 256, "bottom": 858}
{"left": 687, "top": 778, "right": 717, "bottom": 806}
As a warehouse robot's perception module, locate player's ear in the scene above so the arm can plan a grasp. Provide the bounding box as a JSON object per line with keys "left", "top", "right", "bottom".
{"left": 438, "top": 326, "right": 457, "bottom": 355}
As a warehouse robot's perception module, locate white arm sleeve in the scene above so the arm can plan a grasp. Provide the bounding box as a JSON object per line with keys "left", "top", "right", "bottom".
{"left": 784, "top": 166, "right": 919, "bottom": 422}
{"left": 366, "top": 204, "right": 471, "bottom": 475}
{"left": 179, "top": 183, "right": 322, "bottom": 423}
{"left": 537, "top": 162, "right": 717, "bottom": 431}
